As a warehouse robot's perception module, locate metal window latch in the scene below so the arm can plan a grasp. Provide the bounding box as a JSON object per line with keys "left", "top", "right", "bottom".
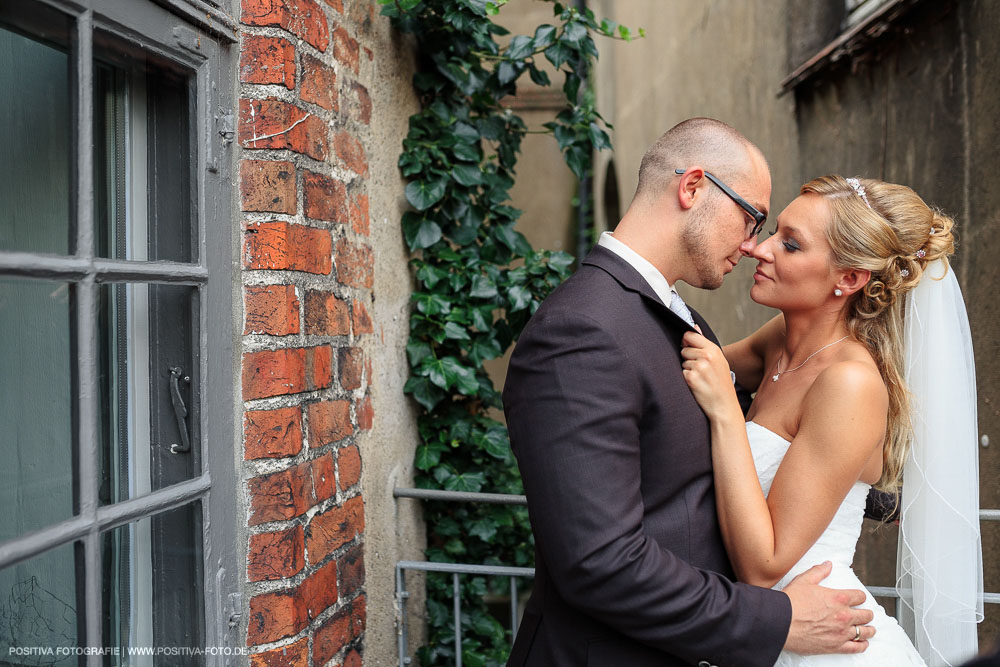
{"left": 168, "top": 366, "right": 192, "bottom": 454}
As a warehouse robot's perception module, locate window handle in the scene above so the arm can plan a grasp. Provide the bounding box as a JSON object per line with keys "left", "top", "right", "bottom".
{"left": 168, "top": 366, "right": 191, "bottom": 454}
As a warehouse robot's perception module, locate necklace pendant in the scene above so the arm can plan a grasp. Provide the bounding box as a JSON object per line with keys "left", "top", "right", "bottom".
{"left": 772, "top": 373, "right": 780, "bottom": 382}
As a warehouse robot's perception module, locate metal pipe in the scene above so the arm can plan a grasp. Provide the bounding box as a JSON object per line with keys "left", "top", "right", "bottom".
{"left": 454, "top": 573, "right": 462, "bottom": 667}
{"left": 509, "top": 576, "right": 518, "bottom": 646}
{"left": 393, "top": 487, "right": 527, "bottom": 506}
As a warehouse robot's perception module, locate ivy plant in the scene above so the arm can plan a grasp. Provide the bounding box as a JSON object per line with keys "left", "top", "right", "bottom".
{"left": 379, "top": 0, "right": 638, "bottom": 664}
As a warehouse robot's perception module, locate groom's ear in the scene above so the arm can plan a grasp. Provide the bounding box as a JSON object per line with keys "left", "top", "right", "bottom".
{"left": 836, "top": 268, "right": 871, "bottom": 297}
{"left": 676, "top": 167, "right": 707, "bottom": 211}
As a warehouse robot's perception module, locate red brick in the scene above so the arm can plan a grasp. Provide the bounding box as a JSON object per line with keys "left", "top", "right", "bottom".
{"left": 312, "top": 453, "right": 337, "bottom": 502}
{"left": 331, "top": 26, "right": 358, "bottom": 73}
{"left": 302, "top": 170, "right": 348, "bottom": 223}
{"left": 245, "top": 406, "right": 303, "bottom": 460}
{"left": 334, "top": 239, "right": 373, "bottom": 288}
{"left": 247, "top": 589, "right": 306, "bottom": 645}
{"left": 340, "top": 648, "right": 362, "bottom": 667}
{"left": 364, "top": 356, "right": 373, "bottom": 387}
{"left": 300, "top": 559, "right": 339, "bottom": 621}
{"left": 345, "top": 81, "right": 371, "bottom": 125}
{"left": 247, "top": 461, "right": 316, "bottom": 525}
{"left": 355, "top": 395, "right": 373, "bottom": 431}
{"left": 248, "top": 525, "right": 306, "bottom": 581}
{"left": 306, "top": 495, "right": 365, "bottom": 563}
{"left": 241, "top": 160, "right": 296, "bottom": 214}
{"left": 301, "top": 53, "right": 338, "bottom": 111}
{"left": 250, "top": 636, "right": 308, "bottom": 667}
{"left": 348, "top": 193, "right": 369, "bottom": 235}
{"left": 338, "top": 544, "right": 364, "bottom": 599}
{"left": 337, "top": 445, "right": 361, "bottom": 490}
{"left": 240, "top": 35, "right": 295, "bottom": 88}
{"left": 350, "top": 299, "right": 373, "bottom": 335}
{"left": 245, "top": 284, "right": 300, "bottom": 336}
{"left": 308, "top": 400, "right": 353, "bottom": 447}
{"left": 322, "top": 0, "right": 343, "bottom": 11}
{"left": 338, "top": 347, "right": 363, "bottom": 391}
{"left": 332, "top": 130, "right": 367, "bottom": 175}
{"left": 304, "top": 290, "right": 351, "bottom": 335}
{"left": 347, "top": 0, "right": 374, "bottom": 35}
{"left": 313, "top": 596, "right": 365, "bottom": 666}
{"left": 240, "top": 99, "right": 328, "bottom": 161}
{"left": 241, "top": 0, "right": 329, "bottom": 52}
{"left": 244, "top": 221, "right": 333, "bottom": 275}
{"left": 243, "top": 346, "right": 333, "bottom": 400}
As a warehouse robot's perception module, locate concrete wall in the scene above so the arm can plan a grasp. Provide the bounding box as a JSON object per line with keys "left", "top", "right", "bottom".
{"left": 791, "top": 0, "right": 999, "bottom": 644}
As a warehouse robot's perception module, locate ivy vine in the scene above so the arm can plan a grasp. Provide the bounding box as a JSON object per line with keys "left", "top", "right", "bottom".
{"left": 379, "top": 1, "right": 638, "bottom": 663}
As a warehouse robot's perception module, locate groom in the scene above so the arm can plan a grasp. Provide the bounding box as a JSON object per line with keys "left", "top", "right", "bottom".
{"left": 503, "top": 118, "right": 875, "bottom": 667}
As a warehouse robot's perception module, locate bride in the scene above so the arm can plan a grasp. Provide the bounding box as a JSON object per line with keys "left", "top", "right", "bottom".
{"left": 680, "top": 175, "right": 983, "bottom": 666}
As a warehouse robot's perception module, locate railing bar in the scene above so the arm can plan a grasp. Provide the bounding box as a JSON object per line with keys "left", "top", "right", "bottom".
{"left": 867, "top": 586, "right": 1000, "bottom": 605}
{"left": 397, "top": 560, "right": 535, "bottom": 577}
{"left": 394, "top": 487, "right": 527, "bottom": 505}
{"left": 454, "top": 572, "right": 462, "bottom": 667}
{"left": 396, "top": 565, "right": 406, "bottom": 667}
{"left": 509, "top": 576, "right": 518, "bottom": 647}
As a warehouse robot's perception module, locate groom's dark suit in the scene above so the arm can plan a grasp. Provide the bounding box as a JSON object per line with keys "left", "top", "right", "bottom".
{"left": 503, "top": 246, "right": 792, "bottom": 667}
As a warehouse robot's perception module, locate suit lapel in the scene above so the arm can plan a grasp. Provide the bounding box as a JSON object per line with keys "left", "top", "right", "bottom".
{"left": 581, "top": 245, "right": 696, "bottom": 333}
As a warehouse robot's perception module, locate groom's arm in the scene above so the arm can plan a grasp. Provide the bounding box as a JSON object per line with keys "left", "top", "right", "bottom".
{"left": 504, "top": 310, "right": 791, "bottom": 667}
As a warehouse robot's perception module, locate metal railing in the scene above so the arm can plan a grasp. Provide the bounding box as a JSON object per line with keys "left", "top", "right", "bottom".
{"left": 393, "top": 487, "right": 999, "bottom": 666}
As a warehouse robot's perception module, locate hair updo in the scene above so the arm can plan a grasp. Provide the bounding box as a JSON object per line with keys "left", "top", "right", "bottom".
{"left": 800, "top": 175, "right": 957, "bottom": 493}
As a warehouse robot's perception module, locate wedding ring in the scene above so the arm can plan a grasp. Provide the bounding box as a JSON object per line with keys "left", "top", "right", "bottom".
{"left": 852, "top": 625, "right": 862, "bottom": 642}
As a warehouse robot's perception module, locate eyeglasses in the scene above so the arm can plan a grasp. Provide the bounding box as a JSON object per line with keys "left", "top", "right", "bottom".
{"left": 675, "top": 168, "right": 767, "bottom": 238}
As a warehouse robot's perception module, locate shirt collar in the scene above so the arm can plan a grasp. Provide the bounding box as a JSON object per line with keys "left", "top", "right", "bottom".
{"left": 597, "top": 232, "right": 676, "bottom": 306}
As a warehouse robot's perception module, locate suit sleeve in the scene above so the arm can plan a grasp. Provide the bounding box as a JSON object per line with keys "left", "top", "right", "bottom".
{"left": 504, "top": 310, "right": 791, "bottom": 667}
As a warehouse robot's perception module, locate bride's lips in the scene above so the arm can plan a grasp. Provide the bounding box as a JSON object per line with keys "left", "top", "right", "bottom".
{"left": 753, "top": 267, "right": 772, "bottom": 282}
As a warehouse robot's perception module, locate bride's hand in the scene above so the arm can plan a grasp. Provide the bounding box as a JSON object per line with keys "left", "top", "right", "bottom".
{"left": 681, "top": 330, "right": 739, "bottom": 420}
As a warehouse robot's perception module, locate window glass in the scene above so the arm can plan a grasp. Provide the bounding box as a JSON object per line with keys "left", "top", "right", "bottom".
{"left": 0, "top": 8, "right": 72, "bottom": 255}
{"left": 0, "top": 278, "right": 75, "bottom": 543}
{"left": 94, "top": 30, "right": 195, "bottom": 263}
{"left": 102, "top": 503, "right": 204, "bottom": 664}
{"left": 99, "top": 284, "right": 199, "bottom": 506}
{"left": 0, "top": 541, "right": 81, "bottom": 662}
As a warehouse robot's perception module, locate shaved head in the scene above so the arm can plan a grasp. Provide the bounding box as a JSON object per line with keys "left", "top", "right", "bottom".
{"left": 635, "top": 117, "right": 766, "bottom": 203}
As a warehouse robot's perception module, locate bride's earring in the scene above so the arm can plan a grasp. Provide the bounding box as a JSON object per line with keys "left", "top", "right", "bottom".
{"left": 834, "top": 288, "right": 843, "bottom": 297}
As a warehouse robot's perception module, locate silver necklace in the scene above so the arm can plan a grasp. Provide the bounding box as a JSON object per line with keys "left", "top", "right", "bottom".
{"left": 771, "top": 335, "right": 849, "bottom": 382}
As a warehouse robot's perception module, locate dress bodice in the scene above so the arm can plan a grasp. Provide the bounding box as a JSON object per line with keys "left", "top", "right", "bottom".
{"left": 745, "top": 421, "right": 871, "bottom": 590}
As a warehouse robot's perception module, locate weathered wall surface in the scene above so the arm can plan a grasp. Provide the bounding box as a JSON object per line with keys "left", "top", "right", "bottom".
{"left": 234, "top": 0, "right": 423, "bottom": 664}
{"left": 793, "top": 0, "right": 999, "bottom": 643}
{"left": 587, "top": 0, "right": 798, "bottom": 345}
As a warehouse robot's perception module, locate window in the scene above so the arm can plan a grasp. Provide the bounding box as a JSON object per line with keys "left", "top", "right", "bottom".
{"left": 0, "top": 0, "right": 236, "bottom": 662}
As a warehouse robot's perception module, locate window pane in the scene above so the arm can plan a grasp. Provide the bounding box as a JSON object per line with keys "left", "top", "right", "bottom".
{"left": 94, "top": 30, "right": 195, "bottom": 263}
{"left": 99, "top": 285, "right": 199, "bottom": 506}
{"left": 0, "top": 541, "right": 82, "bottom": 663}
{"left": 0, "top": 6, "right": 73, "bottom": 256}
{"left": 102, "top": 503, "right": 204, "bottom": 665}
{"left": 0, "top": 279, "right": 75, "bottom": 543}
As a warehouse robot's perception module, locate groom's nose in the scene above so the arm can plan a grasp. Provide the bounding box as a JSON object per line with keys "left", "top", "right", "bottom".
{"left": 739, "top": 234, "right": 758, "bottom": 257}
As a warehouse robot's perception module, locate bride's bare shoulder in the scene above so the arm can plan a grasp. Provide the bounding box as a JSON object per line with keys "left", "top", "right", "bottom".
{"left": 803, "top": 358, "right": 888, "bottom": 434}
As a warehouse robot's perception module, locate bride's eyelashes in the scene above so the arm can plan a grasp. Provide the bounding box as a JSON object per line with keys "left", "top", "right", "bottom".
{"left": 782, "top": 238, "right": 801, "bottom": 252}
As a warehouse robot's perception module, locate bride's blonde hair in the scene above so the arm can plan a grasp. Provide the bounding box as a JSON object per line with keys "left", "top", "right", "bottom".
{"left": 800, "top": 175, "right": 956, "bottom": 492}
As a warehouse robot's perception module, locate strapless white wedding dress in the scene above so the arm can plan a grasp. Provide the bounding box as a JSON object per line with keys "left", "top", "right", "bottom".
{"left": 746, "top": 421, "right": 926, "bottom": 666}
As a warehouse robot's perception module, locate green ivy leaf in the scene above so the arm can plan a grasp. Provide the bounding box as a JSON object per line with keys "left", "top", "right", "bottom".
{"left": 405, "top": 177, "right": 448, "bottom": 210}
{"left": 444, "top": 471, "right": 486, "bottom": 492}
{"left": 564, "top": 21, "right": 587, "bottom": 44}
{"left": 415, "top": 443, "right": 442, "bottom": 470}
{"left": 452, "top": 163, "right": 484, "bottom": 186}
{"left": 403, "top": 376, "right": 443, "bottom": 411}
{"left": 406, "top": 340, "right": 433, "bottom": 366}
{"left": 533, "top": 24, "right": 557, "bottom": 49}
{"left": 469, "top": 274, "right": 498, "bottom": 298}
{"left": 443, "top": 321, "right": 471, "bottom": 340}
{"left": 506, "top": 284, "right": 532, "bottom": 312}
{"left": 414, "top": 292, "right": 451, "bottom": 315}
{"left": 543, "top": 40, "right": 572, "bottom": 68}
{"left": 505, "top": 34, "right": 534, "bottom": 60}
{"left": 403, "top": 215, "right": 443, "bottom": 250}
{"left": 468, "top": 517, "right": 498, "bottom": 542}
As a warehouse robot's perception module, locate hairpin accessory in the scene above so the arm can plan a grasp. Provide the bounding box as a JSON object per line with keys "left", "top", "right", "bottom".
{"left": 901, "top": 269, "right": 910, "bottom": 277}
{"left": 846, "top": 177, "right": 872, "bottom": 209}
{"left": 929, "top": 227, "right": 936, "bottom": 235}
{"left": 916, "top": 249, "right": 927, "bottom": 259}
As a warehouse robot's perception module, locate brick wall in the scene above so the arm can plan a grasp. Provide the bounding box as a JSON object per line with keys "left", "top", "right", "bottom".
{"left": 238, "top": 1, "right": 376, "bottom": 664}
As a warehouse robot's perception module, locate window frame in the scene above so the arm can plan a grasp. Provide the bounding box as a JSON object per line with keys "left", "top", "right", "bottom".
{"left": 0, "top": 0, "right": 238, "bottom": 661}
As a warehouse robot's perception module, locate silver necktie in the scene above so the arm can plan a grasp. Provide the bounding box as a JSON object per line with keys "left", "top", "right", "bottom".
{"left": 669, "top": 289, "right": 696, "bottom": 328}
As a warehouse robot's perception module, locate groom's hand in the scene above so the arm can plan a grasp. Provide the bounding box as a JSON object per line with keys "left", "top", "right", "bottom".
{"left": 782, "top": 561, "right": 876, "bottom": 655}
